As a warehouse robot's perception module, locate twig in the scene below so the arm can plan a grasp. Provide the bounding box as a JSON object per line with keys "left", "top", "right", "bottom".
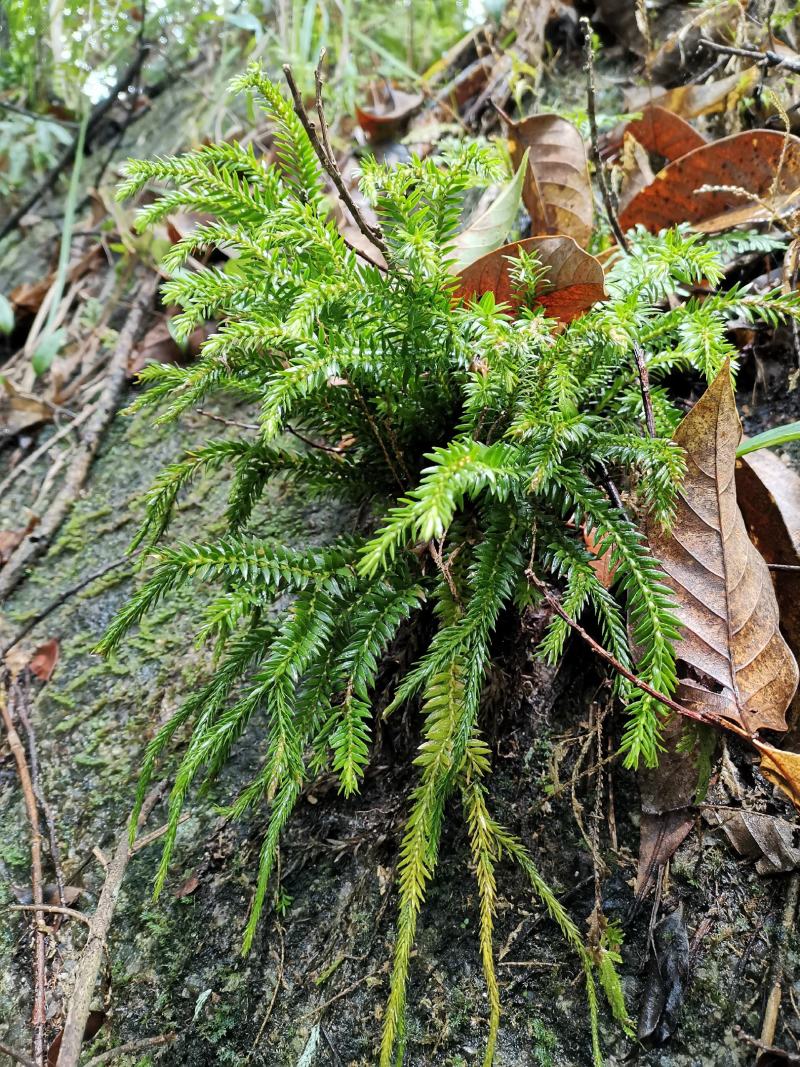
{"left": 759, "top": 871, "right": 800, "bottom": 1051}
{"left": 56, "top": 785, "right": 164, "bottom": 1067}
{"left": 0, "top": 46, "right": 151, "bottom": 243}
{"left": 1, "top": 555, "right": 134, "bottom": 658}
{"left": 14, "top": 674, "right": 66, "bottom": 911}
{"left": 9, "top": 903, "right": 91, "bottom": 927}
{"left": 282, "top": 63, "right": 389, "bottom": 259}
{"left": 195, "top": 408, "right": 259, "bottom": 432}
{"left": 297, "top": 969, "right": 380, "bottom": 1022}
{"left": 0, "top": 1042, "right": 37, "bottom": 1067}
{"left": 284, "top": 423, "right": 347, "bottom": 456}
{"left": 0, "top": 100, "right": 78, "bottom": 127}
{"left": 247, "top": 923, "right": 285, "bottom": 1058}
{"left": 525, "top": 569, "right": 736, "bottom": 732}
{"left": 81, "top": 1033, "right": 176, "bottom": 1066}
{"left": 0, "top": 273, "right": 157, "bottom": 602}
{"left": 699, "top": 36, "right": 800, "bottom": 74}
{"left": 1, "top": 678, "right": 46, "bottom": 1066}
{"left": 130, "top": 811, "right": 190, "bottom": 853}
{"left": 581, "top": 19, "right": 629, "bottom": 254}
{"left": 633, "top": 342, "right": 656, "bottom": 437}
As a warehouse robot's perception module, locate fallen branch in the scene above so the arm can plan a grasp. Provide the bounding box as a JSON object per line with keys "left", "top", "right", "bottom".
{"left": 2, "top": 555, "right": 133, "bottom": 659}
{"left": 0, "top": 1042, "right": 37, "bottom": 1067}
{"left": 55, "top": 784, "right": 164, "bottom": 1067}
{"left": 1, "top": 678, "right": 46, "bottom": 1066}
{"left": 699, "top": 36, "right": 800, "bottom": 74}
{"left": 81, "top": 1033, "right": 176, "bottom": 1066}
{"left": 14, "top": 674, "right": 66, "bottom": 911}
{"left": 9, "top": 903, "right": 91, "bottom": 927}
{"left": 0, "top": 273, "right": 157, "bottom": 601}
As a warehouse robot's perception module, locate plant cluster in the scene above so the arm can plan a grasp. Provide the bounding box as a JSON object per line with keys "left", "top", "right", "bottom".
{"left": 98, "top": 67, "right": 800, "bottom": 1063}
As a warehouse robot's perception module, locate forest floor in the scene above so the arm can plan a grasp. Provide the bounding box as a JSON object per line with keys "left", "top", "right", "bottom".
{"left": 2, "top": 5, "right": 800, "bottom": 1066}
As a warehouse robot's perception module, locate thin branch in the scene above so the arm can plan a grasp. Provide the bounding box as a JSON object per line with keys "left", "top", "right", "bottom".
{"left": 0, "top": 100, "right": 78, "bottom": 127}
{"left": 632, "top": 342, "right": 656, "bottom": 437}
{"left": 314, "top": 49, "right": 337, "bottom": 169}
{"left": 282, "top": 63, "right": 389, "bottom": 259}
{"left": 81, "top": 1033, "right": 176, "bottom": 1066}
{"left": 284, "top": 423, "right": 347, "bottom": 456}
{"left": 0, "top": 1042, "right": 37, "bottom": 1067}
{"left": 9, "top": 904, "right": 91, "bottom": 927}
{"left": 581, "top": 18, "right": 630, "bottom": 254}
{"left": 525, "top": 569, "right": 744, "bottom": 736}
{"left": 2, "top": 556, "right": 134, "bottom": 659}
{"left": 56, "top": 785, "right": 165, "bottom": 1067}
{"left": 699, "top": 36, "right": 800, "bottom": 74}
{"left": 195, "top": 408, "right": 259, "bottom": 432}
{"left": 1, "top": 678, "right": 46, "bottom": 1066}
{"left": 15, "top": 675, "right": 66, "bottom": 912}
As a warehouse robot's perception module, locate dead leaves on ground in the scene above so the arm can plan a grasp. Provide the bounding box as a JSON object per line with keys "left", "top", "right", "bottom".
{"left": 619, "top": 129, "right": 800, "bottom": 235}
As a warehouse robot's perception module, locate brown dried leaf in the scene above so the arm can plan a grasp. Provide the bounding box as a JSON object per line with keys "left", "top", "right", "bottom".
{"left": 705, "top": 807, "right": 800, "bottom": 874}
{"left": 754, "top": 741, "right": 800, "bottom": 807}
{"left": 505, "top": 114, "right": 593, "bottom": 247}
{"left": 29, "top": 638, "right": 59, "bottom": 682}
{"left": 619, "top": 128, "right": 800, "bottom": 234}
{"left": 454, "top": 235, "right": 605, "bottom": 324}
{"left": 736, "top": 449, "right": 800, "bottom": 660}
{"left": 356, "top": 87, "right": 424, "bottom": 144}
{"left": 603, "top": 105, "right": 707, "bottom": 165}
{"left": 624, "top": 66, "right": 760, "bottom": 121}
{"left": 646, "top": 364, "right": 798, "bottom": 736}
{"left": 617, "top": 133, "right": 656, "bottom": 215}
{"left": 0, "top": 519, "right": 37, "bottom": 565}
{"left": 0, "top": 379, "right": 53, "bottom": 442}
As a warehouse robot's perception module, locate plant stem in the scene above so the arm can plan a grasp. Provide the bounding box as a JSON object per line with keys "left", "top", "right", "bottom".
{"left": 581, "top": 18, "right": 629, "bottom": 254}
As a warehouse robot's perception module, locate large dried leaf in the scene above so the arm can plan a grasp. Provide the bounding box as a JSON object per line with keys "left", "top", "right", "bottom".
{"left": 754, "top": 740, "right": 800, "bottom": 806}
{"left": 619, "top": 129, "right": 800, "bottom": 234}
{"left": 603, "top": 105, "right": 707, "bottom": 164}
{"left": 505, "top": 114, "right": 593, "bottom": 247}
{"left": 0, "top": 379, "right": 53, "bottom": 442}
{"left": 356, "top": 87, "right": 424, "bottom": 144}
{"left": 624, "top": 66, "right": 759, "bottom": 122}
{"left": 646, "top": 365, "right": 798, "bottom": 736}
{"left": 706, "top": 807, "right": 800, "bottom": 874}
{"left": 736, "top": 448, "right": 800, "bottom": 666}
{"left": 454, "top": 235, "right": 606, "bottom": 323}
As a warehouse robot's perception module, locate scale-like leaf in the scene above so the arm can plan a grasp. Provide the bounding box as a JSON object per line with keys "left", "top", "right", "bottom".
{"left": 646, "top": 364, "right": 798, "bottom": 735}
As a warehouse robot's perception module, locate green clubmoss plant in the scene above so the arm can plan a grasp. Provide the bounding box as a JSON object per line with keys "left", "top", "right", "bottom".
{"left": 97, "top": 65, "right": 800, "bottom": 1064}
